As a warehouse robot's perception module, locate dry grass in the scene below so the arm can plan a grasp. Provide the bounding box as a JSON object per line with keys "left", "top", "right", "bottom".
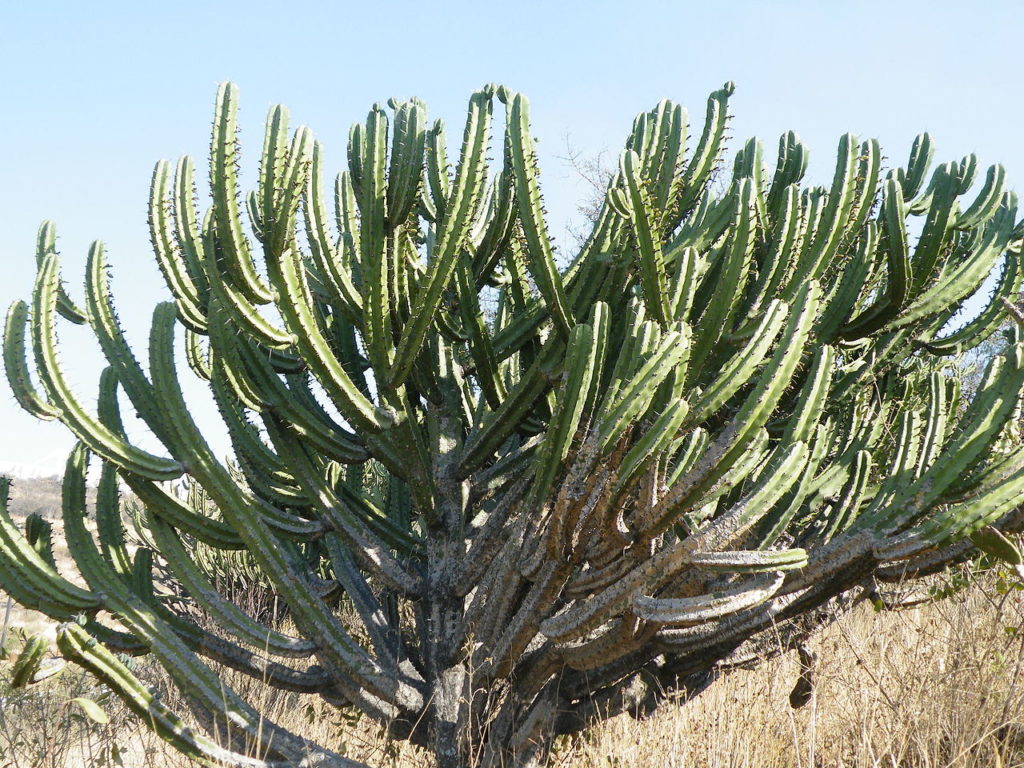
{"left": 563, "top": 579, "right": 1024, "bottom": 768}
{"left": 2, "top": 477, "right": 1024, "bottom": 766}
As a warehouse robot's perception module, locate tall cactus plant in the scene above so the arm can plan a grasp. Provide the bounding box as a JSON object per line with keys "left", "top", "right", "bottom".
{"left": 3, "top": 81, "right": 1024, "bottom": 767}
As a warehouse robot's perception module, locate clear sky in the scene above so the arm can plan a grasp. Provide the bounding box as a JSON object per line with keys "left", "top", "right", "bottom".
{"left": 2, "top": 0, "right": 1023, "bottom": 474}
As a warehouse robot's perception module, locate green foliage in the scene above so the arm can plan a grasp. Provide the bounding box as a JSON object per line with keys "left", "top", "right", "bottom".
{"left": 1, "top": 81, "right": 1024, "bottom": 768}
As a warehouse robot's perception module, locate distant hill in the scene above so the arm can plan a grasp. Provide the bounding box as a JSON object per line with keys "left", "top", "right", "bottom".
{"left": 3, "top": 475, "right": 64, "bottom": 520}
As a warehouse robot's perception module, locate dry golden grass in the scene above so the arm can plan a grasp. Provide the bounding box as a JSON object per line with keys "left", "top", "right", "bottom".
{"left": 562, "top": 579, "right": 1024, "bottom": 768}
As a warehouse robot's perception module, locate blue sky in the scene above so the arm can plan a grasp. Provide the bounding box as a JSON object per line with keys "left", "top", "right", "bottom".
{"left": 2, "top": 1, "right": 1023, "bottom": 474}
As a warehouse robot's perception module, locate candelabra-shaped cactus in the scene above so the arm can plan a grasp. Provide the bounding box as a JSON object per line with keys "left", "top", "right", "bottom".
{"left": 2, "top": 81, "right": 1024, "bottom": 768}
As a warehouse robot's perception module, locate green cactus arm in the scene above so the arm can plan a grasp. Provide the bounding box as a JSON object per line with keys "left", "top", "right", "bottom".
{"left": 335, "top": 170, "right": 362, "bottom": 273}
{"left": 4, "top": 300, "right": 60, "bottom": 419}
{"left": 258, "top": 104, "right": 289, "bottom": 238}
{"left": 732, "top": 138, "right": 768, "bottom": 225}
{"left": 780, "top": 344, "right": 835, "bottom": 446}
{"left": 909, "top": 162, "right": 960, "bottom": 289}
{"left": 0, "top": 484, "right": 99, "bottom": 612}
{"left": 508, "top": 92, "right": 575, "bottom": 341}
{"left": 275, "top": 248, "right": 389, "bottom": 434}
{"left": 144, "top": 509, "right": 319, "bottom": 657}
{"left": 171, "top": 156, "right": 209, "bottom": 297}
{"left": 24, "top": 513, "right": 57, "bottom": 569}
{"left": 750, "top": 425, "right": 833, "bottom": 547}
{"left": 121, "top": 473, "right": 243, "bottom": 549}
{"left": 347, "top": 120, "right": 366, "bottom": 198}
{"left": 527, "top": 322, "right": 598, "bottom": 509}
{"left": 886, "top": 196, "right": 1013, "bottom": 331}
{"left": 673, "top": 82, "right": 734, "bottom": 217}
{"left": 457, "top": 335, "right": 565, "bottom": 478}
{"left": 286, "top": 372, "right": 370, "bottom": 461}
{"left": 734, "top": 184, "right": 804, "bottom": 327}
{"left": 843, "top": 138, "right": 882, "bottom": 239}
{"left": 957, "top": 163, "right": 1007, "bottom": 229}
{"left": 208, "top": 374, "right": 309, "bottom": 504}
{"left": 209, "top": 82, "right": 272, "bottom": 305}
{"left": 855, "top": 410, "right": 923, "bottom": 520}
{"left": 788, "top": 134, "right": 860, "bottom": 285}
{"left": 358, "top": 104, "right": 394, "bottom": 375}
{"left": 333, "top": 478, "right": 425, "bottom": 556}
{"left": 423, "top": 118, "right": 451, "bottom": 221}
{"left": 149, "top": 160, "right": 208, "bottom": 332}
{"left": 386, "top": 99, "right": 428, "bottom": 230}
{"left": 33, "top": 222, "right": 87, "bottom": 324}
{"left": 472, "top": 165, "right": 518, "bottom": 283}
{"left": 85, "top": 242, "right": 175, "bottom": 445}
{"left": 184, "top": 328, "right": 212, "bottom": 380}
{"left": 914, "top": 372, "right": 952, "bottom": 476}
{"left": 216, "top": 388, "right": 278, "bottom": 483}
{"left": 664, "top": 426, "right": 708, "bottom": 489}
{"left": 265, "top": 125, "right": 314, "bottom": 262}
{"left": 247, "top": 188, "right": 265, "bottom": 242}
{"left": 456, "top": 253, "right": 507, "bottom": 409}
{"left": 898, "top": 132, "right": 934, "bottom": 199}
{"left": 647, "top": 282, "right": 820, "bottom": 531}
{"left": 652, "top": 103, "right": 687, "bottom": 223}
{"left": 594, "top": 323, "right": 690, "bottom": 452}
{"left": 670, "top": 185, "right": 726, "bottom": 253}
{"left": 206, "top": 310, "right": 270, "bottom": 411}
{"left": 765, "top": 132, "right": 808, "bottom": 218}
{"left": 686, "top": 179, "right": 757, "bottom": 384}
{"left": 200, "top": 225, "right": 295, "bottom": 350}
{"left": 30, "top": 253, "right": 182, "bottom": 480}
{"left": 867, "top": 346, "right": 1024, "bottom": 533}
{"left": 304, "top": 141, "right": 363, "bottom": 324}
{"left": 389, "top": 88, "right": 493, "bottom": 387}
{"left": 817, "top": 449, "right": 873, "bottom": 541}
{"left": 685, "top": 440, "right": 811, "bottom": 555}
{"left": 667, "top": 246, "right": 700, "bottom": 322}
{"left": 598, "top": 313, "right": 654, "bottom": 417}
{"left": 686, "top": 299, "right": 788, "bottom": 425}
{"left": 146, "top": 304, "right": 424, "bottom": 704}
{"left": 607, "top": 398, "right": 690, "bottom": 506}
{"left": 918, "top": 251, "right": 1021, "bottom": 355}
{"left": 819, "top": 222, "right": 880, "bottom": 340}
{"left": 149, "top": 306, "right": 322, "bottom": 533}
{"left": 622, "top": 150, "right": 672, "bottom": 325}
{"left": 876, "top": 174, "right": 912, "bottom": 306}
{"left": 93, "top": 460, "right": 134, "bottom": 580}
{"left": 770, "top": 190, "right": 820, "bottom": 303}
{"left": 957, "top": 153, "right": 980, "bottom": 194}
{"left": 9, "top": 634, "right": 50, "bottom": 688}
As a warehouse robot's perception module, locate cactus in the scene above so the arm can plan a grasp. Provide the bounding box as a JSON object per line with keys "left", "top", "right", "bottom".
{"left": 2, "top": 81, "right": 1024, "bottom": 768}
